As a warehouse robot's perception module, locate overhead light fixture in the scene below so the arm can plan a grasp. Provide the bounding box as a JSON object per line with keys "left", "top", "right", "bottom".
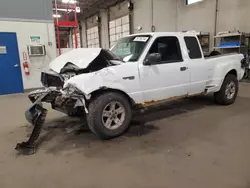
{"left": 186, "top": 0, "right": 203, "bottom": 5}
{"left": 61, "top": 0, "right": 77, "bottom": 4}
{"left": 53, "top": 7, "right": 80, "bottom": 13}
{"left": 53, "top": 14, "right": 61, "bottom": 18}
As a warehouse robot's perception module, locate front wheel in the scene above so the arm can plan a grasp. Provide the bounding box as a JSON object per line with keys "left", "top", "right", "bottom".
{"left": 87, "top": 92, "right": 132, "bottom": 140}
{"left": 214, "top": 74, "right": 239, "bottom": 105}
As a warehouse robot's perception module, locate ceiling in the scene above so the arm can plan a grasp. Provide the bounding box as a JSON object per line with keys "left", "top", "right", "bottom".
{"left": 53, "top": 0, "right": 126, "bottom": 19}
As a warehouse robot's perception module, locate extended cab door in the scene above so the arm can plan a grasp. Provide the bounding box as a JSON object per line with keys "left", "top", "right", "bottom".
{"left": 139, "top": 36, "right": 189, "bottom": 102}
{"left": 184, "top": 36, "right": 209, "bottom": 95}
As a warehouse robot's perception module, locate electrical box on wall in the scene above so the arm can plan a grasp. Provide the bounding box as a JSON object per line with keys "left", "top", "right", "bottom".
{"left": 27, "top": 45, "right": 46, "bottom": 56}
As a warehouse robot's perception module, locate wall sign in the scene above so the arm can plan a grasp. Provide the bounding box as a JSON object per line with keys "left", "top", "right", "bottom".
{"left": 0, "top": 46, "right": 7, "bottom": 54}
{"left": 30, "top": 36, "right": 41, "bottom": 44}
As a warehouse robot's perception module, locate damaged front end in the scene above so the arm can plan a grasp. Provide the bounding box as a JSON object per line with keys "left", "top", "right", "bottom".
{"left": 16, "top": 85, "right": 88, "bottom": 155}
{"left": 16, "top": 48, "right": 123, "bottom": 155}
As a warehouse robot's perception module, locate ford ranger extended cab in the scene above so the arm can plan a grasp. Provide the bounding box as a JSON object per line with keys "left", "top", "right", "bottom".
{"left": 16, "top": 32, "right": 248, "bottom": 154}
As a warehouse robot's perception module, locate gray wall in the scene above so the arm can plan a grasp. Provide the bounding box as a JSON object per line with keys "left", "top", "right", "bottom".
{"left": 80, "top": 20, "right": 87, "bottom": 48}
{"left": 86, "top": 15, "right": 99, "bottom": 29}
{"left": 132, "top": 0, "right": 152, "bottom": 33}
{"left": 109, "top": 1, "right": 129, "bottom": 21}
{"left": 152, "top": 0, "right": 177, "bottom": 32}
{"left": 176, "top": 0, "right": 216, "bottom": 48}
{"left": 0, "top": 0, "right": 53, "bottom": 21}
{"left": 100, "top": 9, "right": 109, "bottom": 49}
{"left": 80, "top": 0, "right": 250, "bottom": 50}
{"left": 217, "top": 0, "right": 250, "bottom": 32}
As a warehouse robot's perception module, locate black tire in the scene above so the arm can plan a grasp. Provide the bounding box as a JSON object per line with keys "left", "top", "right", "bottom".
{"left": 87, "top": 92, "right": 132, "bottom": 140}
{"left": 214, "top": 74, "right": 239, "bottom": 105}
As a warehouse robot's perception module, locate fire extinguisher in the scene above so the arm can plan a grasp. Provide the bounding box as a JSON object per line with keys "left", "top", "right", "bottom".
{"left": 22, "top": 52, "right": 30, "bottom": 75}
{"left": 23, "top": 61, "right": 30, "bottom": 75}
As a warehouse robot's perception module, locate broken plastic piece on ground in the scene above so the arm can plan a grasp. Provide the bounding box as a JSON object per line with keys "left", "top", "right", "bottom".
{"left": 15, "top": 142, "right": 36, "bottom": 155}
{"left": 15, "top": 104, "right": 48, "bottom": 155}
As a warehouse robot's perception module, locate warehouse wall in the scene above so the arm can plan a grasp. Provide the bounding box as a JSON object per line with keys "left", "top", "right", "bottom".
{"left": 0, "top": 21, "right": 56, "bottom": 89}
{"left": 0, "top": 0, "right": 52, "bottom": 21}
{"left": 80, "top": 0, "right": 250, "bottom": 51}
{"left": 109, "top": 1, "right": 129, "bottom": 20}
{"left": 132, "top": 0, "right": 152, "bottom": 33}
{"left": 132, "top": 0, "right": 177, "bottom": 33}
{"left": 176, "top": 0, "right": 216, "bottom": 48}
{"left": 100, "top": 10, "right": 109, "bottom": 49}
{"left": 86, "top": 15, "right": 99, "bottom": 29}
{"left": 217, "top": 0, "right": 250, "bottom": 32}
{"left": 152, "top": 0, "right": 177, "bottom": 32}
{"left": 0, "top": 0, "right": 56, "bottom": 90}
{"left": 80, "top": 21, "right": 87, "bottom": 48}
{"left": 177, "top": 0, "right": 216, "bottom": 32}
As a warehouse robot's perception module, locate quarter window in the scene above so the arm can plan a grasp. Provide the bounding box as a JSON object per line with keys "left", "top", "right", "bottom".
{"left": 184, "top": 37, "right": 202, "bottom": 59}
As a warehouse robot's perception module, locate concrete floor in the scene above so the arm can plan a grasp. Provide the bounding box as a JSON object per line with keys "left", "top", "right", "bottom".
{"left": 0, "top": 84, "right": 250, "bottom": 188}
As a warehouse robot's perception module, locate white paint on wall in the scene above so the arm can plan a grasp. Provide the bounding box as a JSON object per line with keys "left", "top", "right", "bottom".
{"left": 132, "top": 0, "right": 152, "bottom": 33}
{"left": 217, "top": 0, "right": 250, "bottom": 32}
{"left": 80, "top": 20, "right": 87, "bottom": 48}
{"left": 0, "top": 20, "right": 57, "bottom": 90}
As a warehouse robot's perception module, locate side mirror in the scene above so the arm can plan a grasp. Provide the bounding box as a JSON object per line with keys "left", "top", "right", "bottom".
{"left": 144, "top": 53, "right": 161, "bottom": 65}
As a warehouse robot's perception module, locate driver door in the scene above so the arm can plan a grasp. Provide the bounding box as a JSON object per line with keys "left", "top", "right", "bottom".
{"left": 139, "top": 36, "right": 189, "bottom": 103}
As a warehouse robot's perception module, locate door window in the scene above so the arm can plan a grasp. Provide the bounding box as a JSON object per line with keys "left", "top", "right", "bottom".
{"left": 184, "top": 37, "right": 202, "bottom": 59}
{"left": 148, "top": 37, "right": 183, "bottom": 64}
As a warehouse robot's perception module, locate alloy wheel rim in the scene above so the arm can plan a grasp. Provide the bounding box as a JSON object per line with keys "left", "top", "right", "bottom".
{"left": 225, "top": 81, "right": 236, "bottom": 100}
{"left": 102, "top": 101, "right": 125, "bottom": 130}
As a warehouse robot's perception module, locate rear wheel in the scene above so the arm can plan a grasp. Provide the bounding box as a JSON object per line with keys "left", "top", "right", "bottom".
{"left": 87, "top": 92, "right": 132, "bottom": 140}
{"left": 214, "top": 74, "right": 238, "bottom": 105}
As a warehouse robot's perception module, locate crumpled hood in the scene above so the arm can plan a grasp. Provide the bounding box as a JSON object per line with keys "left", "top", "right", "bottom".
{"left": 50, "top": 48, "right": 101, "bottom": 73}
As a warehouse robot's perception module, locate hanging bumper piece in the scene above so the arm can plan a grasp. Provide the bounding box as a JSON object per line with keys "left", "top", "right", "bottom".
{"left": 15, "top": 88, "right": 88, "bottom": 155}
{"left": 15, "top": 102, "right": 48, "bottom": 155}
{"left": 15, "top": 91, "right": 50, "bottom": 155}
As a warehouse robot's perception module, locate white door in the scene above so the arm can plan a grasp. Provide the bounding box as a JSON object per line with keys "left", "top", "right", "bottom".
{"left": 139, "top": 36, "right": 190, "bottom": 102}
{"left": 184, "top": 36, "right": 209, "bottom": 95}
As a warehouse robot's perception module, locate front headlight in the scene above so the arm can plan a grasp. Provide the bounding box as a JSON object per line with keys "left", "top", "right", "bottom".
{"left": 62, "top": 84, "right": 83, "bottom": 96}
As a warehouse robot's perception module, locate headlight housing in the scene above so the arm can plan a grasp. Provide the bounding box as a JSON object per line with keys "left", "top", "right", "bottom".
{"left": 62, "top": 84, "right": 83, "bottom": 96}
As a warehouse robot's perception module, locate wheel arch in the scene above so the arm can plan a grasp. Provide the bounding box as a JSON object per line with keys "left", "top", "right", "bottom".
{"left": 217, "top": 69, "right": 238, "bottom": 91}
{"left": 226, "top": 69, "right": 237, "bottom": 78}
{"left": 88, "top": 87, "right": 136, "bottom": 107}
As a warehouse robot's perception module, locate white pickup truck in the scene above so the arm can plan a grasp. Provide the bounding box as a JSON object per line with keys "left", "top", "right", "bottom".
{"left": 18, "top": 32, "right": 248, "bottom": 152}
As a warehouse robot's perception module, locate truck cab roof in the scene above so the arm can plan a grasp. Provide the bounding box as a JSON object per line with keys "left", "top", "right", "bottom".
{"left": 128, "top": 32, "right": 197, "bottom": 38}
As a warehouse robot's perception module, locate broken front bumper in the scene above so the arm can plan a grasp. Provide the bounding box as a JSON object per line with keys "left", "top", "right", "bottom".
{"left": 25, "top": 92, "right": 49, "bottom": 124}
{"left": 16, "top": 94, "right": 48, "bottom": 155}
{"left": 16, "top": 88, "right": 87, "bottom": 155}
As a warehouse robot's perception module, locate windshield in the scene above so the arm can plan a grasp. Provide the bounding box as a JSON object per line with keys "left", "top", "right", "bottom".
{"left": 111, "top": 35, "right": 151, "bottom": 62}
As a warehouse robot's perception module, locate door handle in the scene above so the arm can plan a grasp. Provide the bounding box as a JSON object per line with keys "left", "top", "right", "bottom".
{"left": 14, "top": 64, "right": 19, "bottom": 68}
{"left": 180, "top": 67, "right": 188, "bottom": 71}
